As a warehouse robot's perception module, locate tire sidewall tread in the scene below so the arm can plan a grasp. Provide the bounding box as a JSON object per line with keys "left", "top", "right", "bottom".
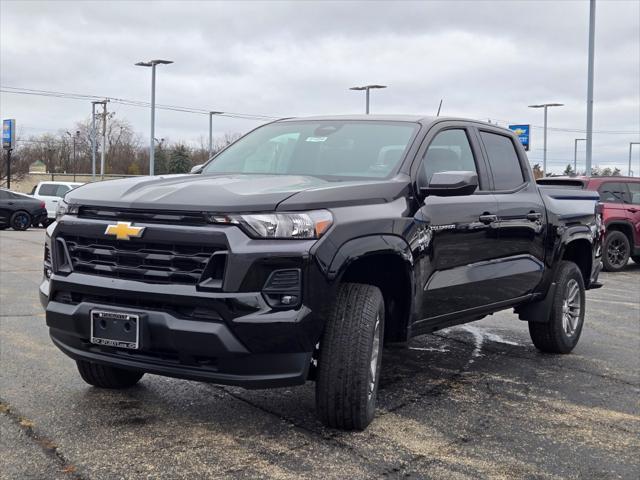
{"left": 316, "top": 283, "right": 384, "bottom": 431}
{"left": 529, "top": 261, "right": 585, "bottom": 354}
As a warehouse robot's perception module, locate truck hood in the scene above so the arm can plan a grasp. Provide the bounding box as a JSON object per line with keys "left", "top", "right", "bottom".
{"left": 65, "top": 174, "right": 409, "bottom": 212}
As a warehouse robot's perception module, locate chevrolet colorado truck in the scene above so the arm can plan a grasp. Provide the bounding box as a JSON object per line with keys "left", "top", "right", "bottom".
{"left": 41, "top": 116, "right": 602, "bottom": 430}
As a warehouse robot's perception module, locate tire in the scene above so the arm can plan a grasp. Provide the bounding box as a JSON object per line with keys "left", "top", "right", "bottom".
{"left": 528, "top": 261, "right": 585, "bottom": 354}
{"left": 76, "top": 360, "right": 144, "bottom": 389}
{"left": 10, "top": 211, "right": 32, "bottom": 231}
{"left": 316, "top": 283, "right": 384, "bottom": 430}
{"left": 602, "top": 230, "right": 630, "bottom": 272}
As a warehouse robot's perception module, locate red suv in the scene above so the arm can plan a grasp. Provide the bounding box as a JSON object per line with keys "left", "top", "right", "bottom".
{"left": 538, "top": 176, "right": 640, "bottom": 271}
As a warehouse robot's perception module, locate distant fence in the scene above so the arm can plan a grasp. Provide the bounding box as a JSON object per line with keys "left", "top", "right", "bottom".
{"left": 5, "top": 172, "right": 142, "bottom": 194}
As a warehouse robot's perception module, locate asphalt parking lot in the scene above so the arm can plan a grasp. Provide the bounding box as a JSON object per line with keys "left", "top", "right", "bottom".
{"left": 1, "top": 229, "right": 638, "bottom": 480}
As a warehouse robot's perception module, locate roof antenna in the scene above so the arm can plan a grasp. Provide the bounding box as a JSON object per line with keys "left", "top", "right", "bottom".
{"left": 436, "top": 99, "right": 443, "bottom": 116}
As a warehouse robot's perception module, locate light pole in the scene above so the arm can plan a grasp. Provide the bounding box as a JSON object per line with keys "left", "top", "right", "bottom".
{"left": 528, "top": 103, "right": 564, "bottom": 176}
{"left": 136, "top": 59, "right": 173, "bottom": 175}
{"left": 574, "top": 138, "right": 586, "bottom": 174}
{"left": 349, "top": 85, "right": 387, "bottom": 114}
{"left": 629, "top": 142, "right": 640, "bottom": 177}
{"left": 208, "top": 111, "right": 223, "bottom": 159}
{"left": 585, "top": 0, "right": 596, "bottom": 176}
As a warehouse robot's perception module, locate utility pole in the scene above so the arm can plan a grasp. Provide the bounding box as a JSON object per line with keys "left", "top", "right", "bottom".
{"left": 630, "top": 142, "right": 640, "bottom": 177}
{"left": 91, "top": 101, "right": 98, "bottom": 181}
{"left": 91, "top": 100, "right": 107, "bottom": 181}
{"left": 208, "top": 111, "right": 223, "bottom": 159}
{"left": 528, "top": 103, "right": 563, "bottom": 176}
{"left": 135, "top": 59, "right": 173, "bottom": 175}
{"left": 101, "top": 101, "right": 108, "bottom": 179}
{"left": 585, "top": 0, "right": 596, "bottom": 176}
{"left": 574, "top": 138, "right": 586, "bottom": 174}
{"left": 349, "top": 85, "right": 387, "bottom": 114}
{"left": 73, "top": 130, "right": 79, "bottom": 182}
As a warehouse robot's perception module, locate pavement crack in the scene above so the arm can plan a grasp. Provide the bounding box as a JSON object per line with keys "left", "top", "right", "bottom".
{"left": 0, "top": 399, "right": 88, "bottom": 480}
{"left": 216, "top": 386, "right": 391, "bottom": 472}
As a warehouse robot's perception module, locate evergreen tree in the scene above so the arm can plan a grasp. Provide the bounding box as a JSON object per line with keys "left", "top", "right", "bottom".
{"left": 154, "top": 145, "right": 169, "bottom": 175}
{"left": 168, "top": 144, "right": 191, "bottom": 174}
{"left": 563, "top": 164, "right": 575, "bottom": 176}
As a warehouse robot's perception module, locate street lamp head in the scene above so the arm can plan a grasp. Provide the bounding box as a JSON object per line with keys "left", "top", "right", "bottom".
{"left": 350, "top": 84, "right": 387, "bottom": 91}
{"left": 209, "top": 111, "right": 224, "bottom": 115}
{"left": 528, "top": 103, "right": 564, "bottom": 108}
{"left": 136, "top": 59, "right": 174, "bottom": 67}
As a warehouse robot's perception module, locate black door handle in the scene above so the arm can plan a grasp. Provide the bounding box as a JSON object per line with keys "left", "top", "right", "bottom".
{"left": 479, "top": 214, "right": 497, "bottom": 224}
{"left": 526, "top": 212, "right": 542, "bottom": 221}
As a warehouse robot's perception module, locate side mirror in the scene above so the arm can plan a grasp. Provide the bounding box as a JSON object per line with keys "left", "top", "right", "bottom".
{"left": 420, "top": 171, "right": 478, "bottom": 197}
{"left": 190, "top": 164, "right": 203, "bottom": 174}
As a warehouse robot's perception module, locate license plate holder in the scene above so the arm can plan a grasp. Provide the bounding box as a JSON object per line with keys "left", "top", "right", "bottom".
{"left": 90, "top": 310, "right": 140, "bottom": 350}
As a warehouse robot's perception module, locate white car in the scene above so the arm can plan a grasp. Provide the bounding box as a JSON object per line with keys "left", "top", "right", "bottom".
{"left": 29, "top": 181, "right": 84, "bottom": 224}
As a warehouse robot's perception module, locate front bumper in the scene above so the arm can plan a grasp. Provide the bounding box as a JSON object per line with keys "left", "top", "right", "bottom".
{"left": 41, "top": 218, "right": 331, "bottom": 389}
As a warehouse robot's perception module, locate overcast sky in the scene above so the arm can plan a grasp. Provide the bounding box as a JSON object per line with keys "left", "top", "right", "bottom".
{"left": 1, "top": 0, "right": 639, "bottom": 173}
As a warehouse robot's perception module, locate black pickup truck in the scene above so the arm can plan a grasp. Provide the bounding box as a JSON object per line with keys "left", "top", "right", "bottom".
{"left": 41, "top": 116, "right": 602, "bottom": 430}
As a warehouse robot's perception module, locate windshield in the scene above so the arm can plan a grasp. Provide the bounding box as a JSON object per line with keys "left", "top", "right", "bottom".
{"left": 202, "top": 120, "right": 419, "bottom": 180}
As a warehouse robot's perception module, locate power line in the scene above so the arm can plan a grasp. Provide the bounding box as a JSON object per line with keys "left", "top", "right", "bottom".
{"left": 3, "top": 85, "right": 639, "bottom": 135}
{"left": 481, "top": 117, "right": 639, "bottom": 135}
{"left": 0, "top": 85, "right": 280, "bottom": 121}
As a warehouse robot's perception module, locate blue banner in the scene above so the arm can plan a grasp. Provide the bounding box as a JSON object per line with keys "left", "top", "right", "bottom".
{"left": 508, "top": 124, "right": 530, "bottom": 151}
{"left": 2, "top": 119, "right": 15, "bottom": 149}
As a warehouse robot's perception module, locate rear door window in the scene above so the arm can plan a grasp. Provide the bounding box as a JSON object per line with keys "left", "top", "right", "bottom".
{"left": 56, "top": 185, "right": 71, "bottom": 196}
{"left": 627, "top": 182, "right": 640, "bottom": 205}
{"left": 598, "top": 182, "right": 629, "bottom": 203}
{"left": 480, "top": 132, "right": 525, "bottom": 190}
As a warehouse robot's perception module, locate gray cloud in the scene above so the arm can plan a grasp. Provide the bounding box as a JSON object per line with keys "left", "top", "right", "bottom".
{"left": 1, "top": 0, "right": 638, "bottom": 173}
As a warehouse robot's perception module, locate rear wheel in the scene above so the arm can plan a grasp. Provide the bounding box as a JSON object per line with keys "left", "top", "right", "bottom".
{"left": 76, "top": 360, "right": 144, "bottom": 389}
{"left": 10, "top": 211, "right": 31, "bottom": 231}
{"left": 529, "top": 261, "right": 585, "bottom": 354}
{"left": 316, "top": 283, "right": 384, "bottom": 430}
{"left": 603, "top": 230, "right": 630, "bottom": 271}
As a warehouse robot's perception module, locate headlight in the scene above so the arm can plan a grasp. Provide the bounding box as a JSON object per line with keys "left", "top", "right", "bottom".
{"left": 55, "top": 200, "right": 78, "bottom": 221}
{"left": 208, "top": 210, "right": 333, "bottom": 239}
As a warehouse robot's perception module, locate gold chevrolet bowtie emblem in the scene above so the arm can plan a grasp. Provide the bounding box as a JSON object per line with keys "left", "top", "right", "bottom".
{"left": 104, "top": 222, "right": 145, "bottom": 241}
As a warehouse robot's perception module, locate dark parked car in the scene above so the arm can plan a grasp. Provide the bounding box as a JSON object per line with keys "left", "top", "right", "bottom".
{"left": 41, "top": 116, "right": 602, "bottom": 430}
{"left": 537, "top": 176, "right": 640, "bottom": 271}
{"left": 0, "top": 188, "right": 48, "bottom": 231}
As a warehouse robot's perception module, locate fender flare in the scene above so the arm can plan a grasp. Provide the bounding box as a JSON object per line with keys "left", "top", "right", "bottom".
{"left": 325, "top": 234, "right": 413, "bottom": 282}
{"left": 517, "top": 226, "right": 594, "bottom": 323}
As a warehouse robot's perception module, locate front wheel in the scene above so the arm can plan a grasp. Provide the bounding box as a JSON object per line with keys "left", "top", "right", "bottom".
{"left": 528, "top": 261, "right": 585, "bottom": 354}
{"left": 316, "top": 283, "right": 384, "bottom": 430}
{"left": 10, "top": 211, "right": 32, "bottom": 231}
{"left": 76, "top": 360, "right": 144, "bottom": 389}
{"left": 603, "top": 230, "right": 630, "bottom": 271}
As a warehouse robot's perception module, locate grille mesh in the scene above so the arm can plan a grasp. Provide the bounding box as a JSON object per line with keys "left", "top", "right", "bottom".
{"left": 61, "top": 235, "right": 224, "bottom": 285}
